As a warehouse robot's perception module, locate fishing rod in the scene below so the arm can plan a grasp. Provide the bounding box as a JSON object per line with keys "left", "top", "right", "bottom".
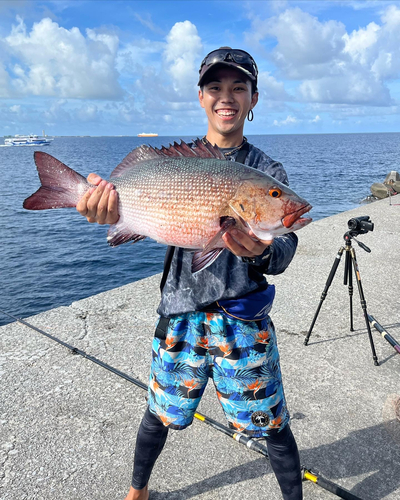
{"left": 368, "top": 314, "right": 400, "bottom": 355}
{"left": 1, "top": 308, "right": 363, "bottom": 500}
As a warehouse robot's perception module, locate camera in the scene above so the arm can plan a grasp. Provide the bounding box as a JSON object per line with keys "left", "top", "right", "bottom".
{"left": 347, "top": 216, "right": 374, "bottom": 235}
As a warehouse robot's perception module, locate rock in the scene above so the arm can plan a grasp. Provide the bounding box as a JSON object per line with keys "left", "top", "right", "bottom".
{"left": 370, "top": 171, "right": 400, "bottom": 198}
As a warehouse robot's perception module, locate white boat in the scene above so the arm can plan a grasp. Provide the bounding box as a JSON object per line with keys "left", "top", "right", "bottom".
{"left": 4, "top": 134, "right": 53, "bottom": 146}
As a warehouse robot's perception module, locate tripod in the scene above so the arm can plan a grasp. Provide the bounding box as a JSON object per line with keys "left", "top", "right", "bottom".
{"left": 304, "top": 230, "right": 379, "bottom": 366}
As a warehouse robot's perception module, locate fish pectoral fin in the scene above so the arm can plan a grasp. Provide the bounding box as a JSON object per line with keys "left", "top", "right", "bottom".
{"left": 203, "top": 216, "right": 237, "bottom": 253}
{"left": 191, "top": 248, "right": 225, "bottom": 274}
{"left": 107, "top": 223, "right": 146, "bottom": 247}
{"left": 191, "top": 217, "right": 236, "bottom": 272}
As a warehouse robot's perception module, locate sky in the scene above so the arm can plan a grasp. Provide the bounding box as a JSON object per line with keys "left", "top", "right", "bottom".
{"left": 1, "top": 0, "right": 400, "bottom": 137}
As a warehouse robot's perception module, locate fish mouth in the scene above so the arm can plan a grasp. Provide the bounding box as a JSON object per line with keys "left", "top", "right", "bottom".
{"left": 282, "top": 204, "right": 312, "bottom": 229}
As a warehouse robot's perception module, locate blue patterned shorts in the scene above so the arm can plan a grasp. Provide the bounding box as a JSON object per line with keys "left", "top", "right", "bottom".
{"left": 148, "top": 312, "right": 289, "bottom": 437}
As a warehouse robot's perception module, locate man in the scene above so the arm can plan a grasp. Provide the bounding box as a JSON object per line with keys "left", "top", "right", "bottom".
{"left": 77, "top": 47, "right": 302, "bottom": 500}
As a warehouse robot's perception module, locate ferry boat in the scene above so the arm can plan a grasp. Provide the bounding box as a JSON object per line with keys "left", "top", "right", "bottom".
{"left": 137, "top": 133, "right": 158, "bottom": 137}
{"left": 4, "top": 134, "right": 53, "bottom": 146}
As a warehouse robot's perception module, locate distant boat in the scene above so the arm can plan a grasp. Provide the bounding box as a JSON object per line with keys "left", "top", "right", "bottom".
{"left": 4, "top": 133, "right": 53, "bottom": 146}
{"left": 137, "top": 133, "right": 158, "bottom": 137}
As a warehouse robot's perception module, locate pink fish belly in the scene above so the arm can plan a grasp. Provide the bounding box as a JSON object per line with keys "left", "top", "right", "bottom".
{"left": 118, "top": 192, "right": 227, "bottom": 249}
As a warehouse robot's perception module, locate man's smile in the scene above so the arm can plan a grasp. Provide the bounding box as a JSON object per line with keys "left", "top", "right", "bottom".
{"left": 215, "top": 109, "right": 238, "bottom": 118}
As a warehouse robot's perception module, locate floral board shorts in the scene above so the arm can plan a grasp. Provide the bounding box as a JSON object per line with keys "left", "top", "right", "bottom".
{"left": 148, "top": 311, "right": 290, "bottom": 437}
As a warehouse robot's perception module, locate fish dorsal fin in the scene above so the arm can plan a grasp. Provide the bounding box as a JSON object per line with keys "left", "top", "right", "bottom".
{"left": 110, "top": 138, "right": 225, "bottom": 178}
{"left": 190, "top": 138, "right": 226, "bottom": 160}
{"left": 159, "top": 141, "right": 196, "bottom": 157}
{"left": 156, "top": 138, "right": 225, "bottom": 159}
{"left": 110, "top": 145, "right": 161, "bottom": 178}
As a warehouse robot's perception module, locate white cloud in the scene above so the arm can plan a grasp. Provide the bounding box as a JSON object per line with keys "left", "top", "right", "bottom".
{"left": 300, "top": 71, "right": 392, "bottom": 106}
{"left": 0, "top": 62, "right": 12, "bottom": 97}
{"left": 343, "top": 21, "right": 380, "bottom": 66}
{"left": 76, "top": 104, "right": 100, "bottom": 122}
{"left": 0, "top": 100, "right": 39, "bottom": 129}
{"left": 268, "top": 8, "right": 346, "bottom": 74}
{"left": 116, "top": 38, "right": 165, "bottom": 75}
{"left": 163, "top": 21, "right": 203, "bottom": 98}
{"left": 246, "top": 7, "right": 346, "bottom": 78}
{"left": 311, "top": 115, "right": 321, "bottom": 123}
{"left": 344, "top": 6, "right": 400, "bottom": 81}
{"left": 42, "top": 99, "right": 71, "bottom": 122}
{"left": 273, "top": 115, "right": 298, "bottom": 126}
{"left": 3, "top": 16, "right": 122, "bottom": 99}
{"left": 117, "top": 20, "right": 203, "bottom": 116}
{"left": 246, "top": 5, "right": 400, "bottom": 107}
{"left": 257, "top": 71, "right": 291, "bottom": 101}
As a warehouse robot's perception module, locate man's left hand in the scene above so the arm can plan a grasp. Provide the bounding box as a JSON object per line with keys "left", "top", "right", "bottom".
{"left": 222, "top": 228, "right": 273, "bottom": 258}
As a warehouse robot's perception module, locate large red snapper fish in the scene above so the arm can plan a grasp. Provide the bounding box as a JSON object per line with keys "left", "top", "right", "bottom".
{"left": 23, "top": 139, "right": 312, "bottom": 272}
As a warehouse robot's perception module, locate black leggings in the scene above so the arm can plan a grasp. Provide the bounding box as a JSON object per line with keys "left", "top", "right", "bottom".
{"left": 131, "top": 407, "right": 302, "bottom": 499}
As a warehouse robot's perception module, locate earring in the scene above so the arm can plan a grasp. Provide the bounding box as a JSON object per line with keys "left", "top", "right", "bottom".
{"left": 247, "top": 109, "right": 254, "bottom": 121}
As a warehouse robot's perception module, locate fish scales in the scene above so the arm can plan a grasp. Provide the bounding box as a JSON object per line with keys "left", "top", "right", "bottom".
{"left": 23, "top": 139, "right": 312, "bottom": 272}
{"left": 111, "top": 157, "right": 242, "bottom": 247}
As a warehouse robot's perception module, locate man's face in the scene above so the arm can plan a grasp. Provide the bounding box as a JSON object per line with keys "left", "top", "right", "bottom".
{"left": 198, "top": 66, "right": 258, "bottom": 140}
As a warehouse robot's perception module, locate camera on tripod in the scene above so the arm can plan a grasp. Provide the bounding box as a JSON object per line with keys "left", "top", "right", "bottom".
{"left": 305, "top": 214, "right": 379, "bottom": 365}
{"left": 347, "top": 216, "right": 374, "bottom": 235}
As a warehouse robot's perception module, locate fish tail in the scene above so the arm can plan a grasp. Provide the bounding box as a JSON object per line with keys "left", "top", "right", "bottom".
{"left": 23, "top": 152, "right": 90, "bottom": 210}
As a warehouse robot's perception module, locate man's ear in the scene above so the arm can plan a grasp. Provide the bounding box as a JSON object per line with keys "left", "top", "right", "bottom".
{"left": 198, "top": 89, "right": 205, "bottom": 109}
{"left": 251, "top": 92, "right": 259, "bottom": 109}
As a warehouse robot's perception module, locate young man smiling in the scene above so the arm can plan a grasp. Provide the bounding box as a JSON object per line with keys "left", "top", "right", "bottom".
{"left": 198, "top": 59, "right": 258, "bottom": 148}
{"left": 77, "top": 47, "right": 303, "bottom": 500}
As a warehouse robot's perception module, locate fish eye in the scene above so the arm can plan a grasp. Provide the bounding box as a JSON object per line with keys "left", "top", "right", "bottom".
{"left": 269, "top": 187, "right": 282, "bottom": 198}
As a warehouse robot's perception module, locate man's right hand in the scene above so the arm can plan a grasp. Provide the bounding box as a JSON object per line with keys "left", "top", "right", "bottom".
{"left": 76, "top": 173, "right": 120, "bottom": 225}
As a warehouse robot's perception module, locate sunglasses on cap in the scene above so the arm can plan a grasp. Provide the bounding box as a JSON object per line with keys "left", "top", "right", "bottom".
{"left": 198, "top": 48, "right": 258, "bottom": 84}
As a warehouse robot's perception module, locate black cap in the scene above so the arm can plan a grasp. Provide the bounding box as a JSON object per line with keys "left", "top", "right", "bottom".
{"left": 198, "top": 47, "right": 258, "bottom": 89}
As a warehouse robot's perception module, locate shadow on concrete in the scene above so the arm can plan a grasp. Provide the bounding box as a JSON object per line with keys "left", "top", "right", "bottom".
{"left": 151, "top": 421, "right": 400, "bottom": 500}
{"left": 303, "top": 324, "right": 400, "bottom": 363}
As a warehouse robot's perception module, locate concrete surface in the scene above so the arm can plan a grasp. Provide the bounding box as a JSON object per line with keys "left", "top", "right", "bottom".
{"left": 1, "top": 197, "right": 400, "bottom": 500}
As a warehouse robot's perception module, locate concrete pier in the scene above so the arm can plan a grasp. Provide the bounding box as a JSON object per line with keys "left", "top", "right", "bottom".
{"left": 1, "top": 197, "right": 400, "bottom": 499}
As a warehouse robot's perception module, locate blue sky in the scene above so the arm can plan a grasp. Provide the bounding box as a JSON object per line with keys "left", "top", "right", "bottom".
{"left": 1, "top": 0, "right": 400, "bottom": 136}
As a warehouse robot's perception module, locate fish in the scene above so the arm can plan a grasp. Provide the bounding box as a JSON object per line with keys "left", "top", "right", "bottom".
{"left": 23, "top": 138, "right": 312, "bottom": 273}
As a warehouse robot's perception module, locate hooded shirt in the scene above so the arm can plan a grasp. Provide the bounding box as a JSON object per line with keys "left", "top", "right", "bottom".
{"left": 157, "top": 141, "right": 298, "bottom": 318}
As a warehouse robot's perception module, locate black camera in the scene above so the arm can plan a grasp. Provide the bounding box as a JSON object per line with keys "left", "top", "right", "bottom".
{"left": 347, "top": 216, "right": 374, "bottom": 234}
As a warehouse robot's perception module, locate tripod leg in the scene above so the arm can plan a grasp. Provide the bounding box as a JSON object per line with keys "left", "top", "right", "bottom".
{"left": 344, "top": 249, "right": 354, "bottom": 331}
{"left": 350, "top": 248, "right": 379, "bottom": 366}
{"left": 304, "top": 247, "right": 344, "bottom": 346}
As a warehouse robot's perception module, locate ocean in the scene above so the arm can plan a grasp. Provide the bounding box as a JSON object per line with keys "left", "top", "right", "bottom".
{"left": 1, "top": 133, "right": 398, "bottom": 326}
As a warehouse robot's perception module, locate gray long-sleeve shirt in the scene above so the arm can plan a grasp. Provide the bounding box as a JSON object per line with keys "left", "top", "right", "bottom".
{"left": 157, "top": 142, "right": 298, "bottom": 318}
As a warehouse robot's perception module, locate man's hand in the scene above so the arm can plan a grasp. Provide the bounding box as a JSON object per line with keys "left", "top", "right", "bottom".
{"left": 222, "top": 228, "right": 273, "bottom": 258}
{"left": 76, "top": 173, "right": 119, "bottom": 225}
